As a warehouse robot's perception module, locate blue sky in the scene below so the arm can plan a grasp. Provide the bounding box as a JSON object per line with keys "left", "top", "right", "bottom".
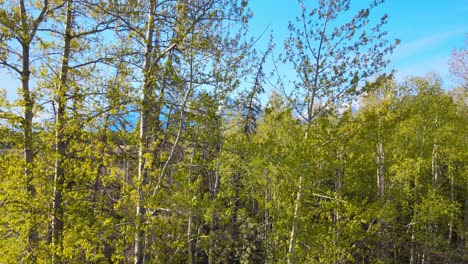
{"left": 1, "top": 0, "right": 467, "bottom": 101}
{"left": 247, "top": 0, "right": 467, "bottom": 87}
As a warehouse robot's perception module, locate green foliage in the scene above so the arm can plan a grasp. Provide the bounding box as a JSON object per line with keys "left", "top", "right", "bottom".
{"left": 0, "top": 0, "right": 466, "bottom": 263}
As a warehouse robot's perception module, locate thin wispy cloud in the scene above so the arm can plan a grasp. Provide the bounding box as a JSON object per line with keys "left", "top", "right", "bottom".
{"left": 395, "top": 55, "right": 448, "bottom": 77}
{"left": 393, "top": 27, "right": 467, "bottom": 60}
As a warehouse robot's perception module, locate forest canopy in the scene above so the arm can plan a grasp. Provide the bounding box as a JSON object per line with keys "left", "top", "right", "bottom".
{"left": 0, "top": 0, "right": 466, "bottom": 263}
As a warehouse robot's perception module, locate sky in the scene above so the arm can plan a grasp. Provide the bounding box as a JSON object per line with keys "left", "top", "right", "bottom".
{"left": 1, "top": 0, "right": 467, "bottom": 102}
{"left": 247, "top": 0, "right": 467, "bottom": 88}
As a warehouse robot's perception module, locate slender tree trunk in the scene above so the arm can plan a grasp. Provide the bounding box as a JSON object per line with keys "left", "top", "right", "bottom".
{"left": 208, "top": 175, "right": 219, "bottom": 263}
{"left": 287, "top": 140, "right": 307, "bottom": 262}
{"left": 264, "top": 169, "right": 271, "bottom": 262}
{"left": 187, "top": 212, "right": 193, "bottom": 263}
{"left": 288, "top": 171, "right": 304, "bottom": 264}
{"left": 134, "top": 1, "right": 156, "bottom": 262}
{"left": 376, "top": 138, "right": 385, "bottom": 197}
{"left": 410, "top": 229, "right": 415, "bottom": 264}
{"left": 463, "top": 179, "right": 468, "bottom": 261}
{"left": 287, "top": 14, "right": 325, "bottom": 258}
{"left": 18, "top": 0, "right": 41, "bottom": 260}
{"left": 462, "top": 133, "right": 468, "bottom": 261}
{"left": 333, "top": 149, "right": 343, "bottom": 264}
{"left": 288, "top": 125, "right": 312, "bottom": 264}
{"left": 288, "top": 132, "right": 310, "bottom": 264}
{"left": 375, "top": 105, "right": 386, "bottom": 198}
{"left": 431, "top": 145, "right": 438, "bottom": 183}
{"left": 230, "top": 171, "right": 241, "bottom": 263}
{"left": 51, "top": 1, "right": 73, "bottom": 262}
{"left": 21, "top": 38, "right": 38, "bottom": 263}
{"left": 375, "top": 130, "right": 387, "bottom": 261}
{"left": 186, "top": 50, "right": 197, "bottom": 264}
{"left": 431, "top": 115, "right": 439, "bottom": 184}
{"left": 209, "top": 142, "right": 222, "bottom": 264}
{"left": 449, "top": 176, "right": 454, "bottom": 245}
{"left": 187, "top": 131, "right": 198, "bottom": 264}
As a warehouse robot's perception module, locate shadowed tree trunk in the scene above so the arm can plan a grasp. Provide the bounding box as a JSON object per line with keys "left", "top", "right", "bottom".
{"left": 51, "top": 1, "right": 73, "bottom": 262}
{"left": 8, "top": 0, "right": 51, "bottom": 260}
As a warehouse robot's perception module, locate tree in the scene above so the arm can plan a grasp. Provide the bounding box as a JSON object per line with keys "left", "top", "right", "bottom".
{"left": 29, "top": 0, "right": 119, "bottom": 261}
{"left": 449, "top": 35, "right": 467, "bottom": 89}
{"left": 279, "top": 1, "right": 398, "bottom": 262}
{"left": 2, "top": 1, "right": 467, "bottom": 263}
{"left": 105, "top": 0, "right": 251, "bottom": 262}
{"left": 0, "top": 0, "right": 59, "bottom": 260}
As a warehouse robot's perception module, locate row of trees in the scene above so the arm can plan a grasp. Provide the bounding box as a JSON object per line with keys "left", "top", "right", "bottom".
{"left": 231, "top": 76, "right": 466, "bottom": 263}
{"left": 1, "top": 0, "right": 251, "bottom": 262}
{"left": 0, "top": 0, "right": 466, "bottom": 263}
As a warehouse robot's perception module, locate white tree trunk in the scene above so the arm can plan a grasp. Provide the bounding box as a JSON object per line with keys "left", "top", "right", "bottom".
{"left": 376, "top": 139, "right": 385, "bottom": 197}
{"left": 134, "top": 1, "right": 156, "bottom": 263}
